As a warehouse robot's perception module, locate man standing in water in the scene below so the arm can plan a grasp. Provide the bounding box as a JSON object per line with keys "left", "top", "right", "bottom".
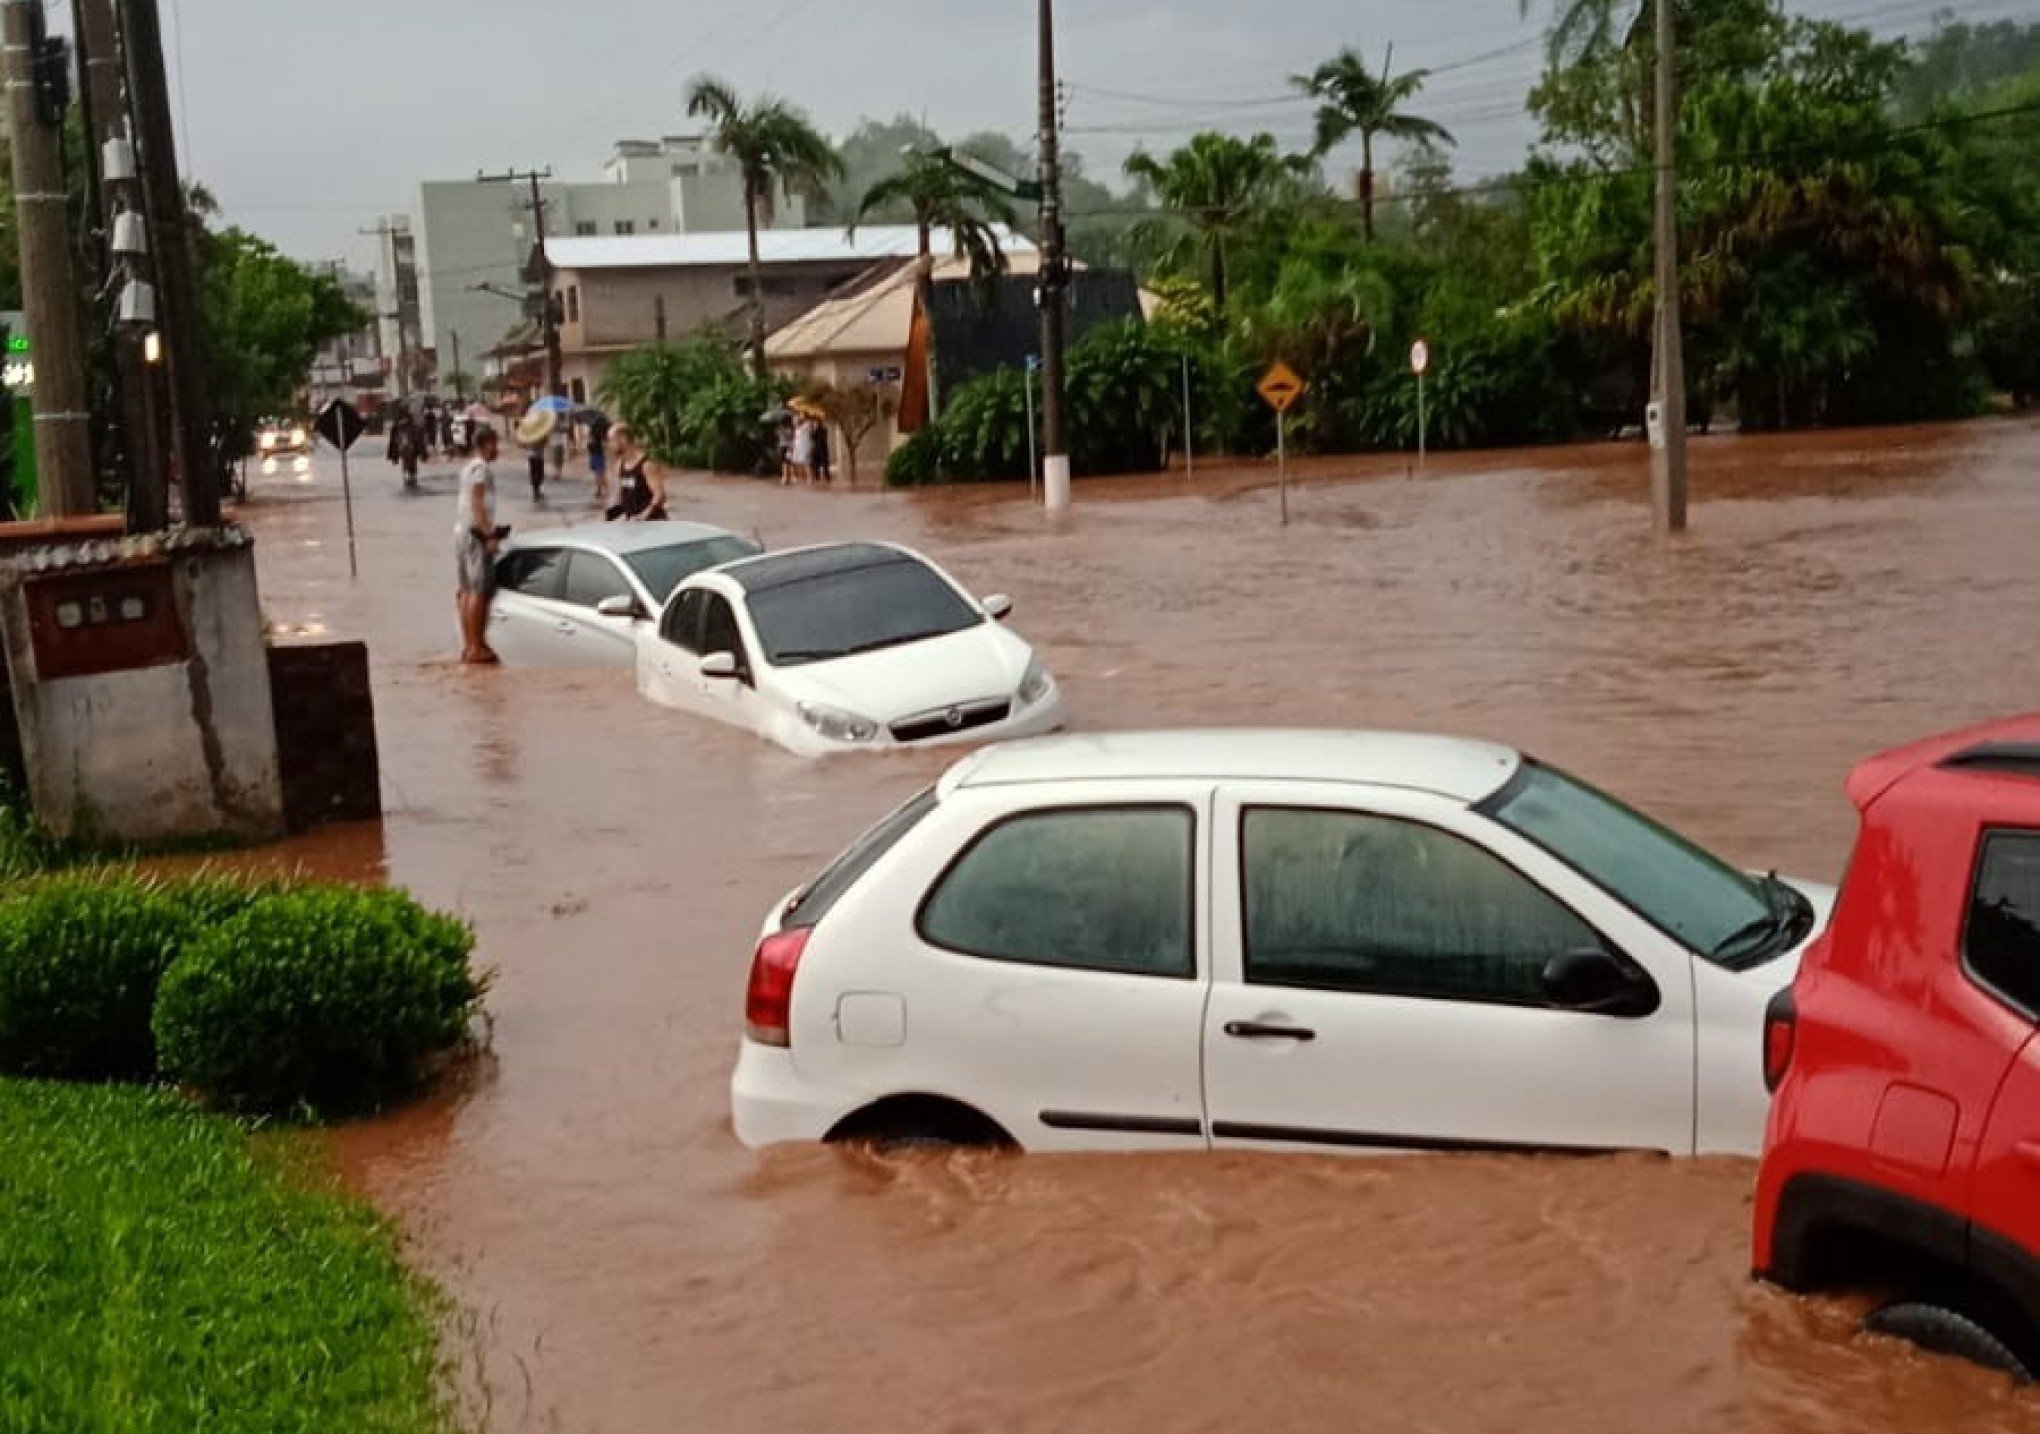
{"left": 456, "top": 426, "right": 504, "bottom": 665}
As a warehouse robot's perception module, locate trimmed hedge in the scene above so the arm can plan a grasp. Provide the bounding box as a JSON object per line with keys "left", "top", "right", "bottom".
{"left": 0, "top": 878, "right": 198, "bottom": 1081}
{"left": 154, "top": 887, "right": 483, "bottom": 1119}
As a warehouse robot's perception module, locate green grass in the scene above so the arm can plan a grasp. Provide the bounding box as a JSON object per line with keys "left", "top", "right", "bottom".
{"left": 0, "top": 1079, "right": 459, "bottom": 1434}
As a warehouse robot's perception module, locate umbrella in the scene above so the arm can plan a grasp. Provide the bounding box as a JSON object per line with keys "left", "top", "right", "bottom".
{"left": 529, "top": 395, "right": 574, "bottom": 416}
{"left": 516, "top": 409, "right": 560, "bottom": 447}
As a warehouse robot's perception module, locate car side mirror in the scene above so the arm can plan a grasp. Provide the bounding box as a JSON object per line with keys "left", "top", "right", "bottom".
{"left": 699, "top": 651, "right": 740, "bottom": 680}
{"left": 1541, "top": 948, "right": 1659, "bottom": 1018}
{"left": 596, "top": 595, "right": 644, "bottom": 620}
{"left": 982, "top": 594, "right": 1014, "bottom": 621}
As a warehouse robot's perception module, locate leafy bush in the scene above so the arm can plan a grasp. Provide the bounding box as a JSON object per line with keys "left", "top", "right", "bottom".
{"left": 884, "top": 428, "right": 942, "bottom": 487}
{"left": 599, "top": 334, "right": 791, "bottom": 476}
{"left": 155, "top": 888, "right": 484, "bottom": 1119}
{"left": 0, "top": 878, "right": 198, "bottom": 1081}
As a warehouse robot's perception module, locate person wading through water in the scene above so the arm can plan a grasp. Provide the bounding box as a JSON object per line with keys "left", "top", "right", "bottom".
{"left": 605, "top": 423, "right": 669, "bottom": 522}
{"left": 455, "top": 426, "right": 506, "bottom": 665}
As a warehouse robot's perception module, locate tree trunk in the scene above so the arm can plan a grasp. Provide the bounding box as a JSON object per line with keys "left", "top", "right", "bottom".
{"left": 917, "top": 210, "right": 932, "bottom": 260}
{"left": 1361, "top": 133, "right": 1376, "bottom": 241}
{"left": 1211, "top": 238, "right": 1228, "bottom": 311}
{"left": 745, "top": 177, "right": 767, "bottom": 380}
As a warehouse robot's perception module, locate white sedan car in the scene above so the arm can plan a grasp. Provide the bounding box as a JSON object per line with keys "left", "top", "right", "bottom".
{"left": 731, "top": 730, "right": 1837, "bottom": 1157}
{"left": 488, "top": 522, "right": 760, "bottom": 667}
{"left": 637, "top": 541, "right": 1065, "bottom": 756}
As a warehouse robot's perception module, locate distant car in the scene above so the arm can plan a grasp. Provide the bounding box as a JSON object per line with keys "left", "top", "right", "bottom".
{"left": 488, "top": 522, "right": 761, "bottom": 667}
{"left": 1755, "top": 715, "right": 2040, "bottom": 1380}
{"left": 637, "top": 542, "right": 1064, "bottom": 756}
{"left": 730, "top": 730, "right": 1834, "bottom": 1155}
{"left": 257, "top": 419, "right": 309, "bottom": 456}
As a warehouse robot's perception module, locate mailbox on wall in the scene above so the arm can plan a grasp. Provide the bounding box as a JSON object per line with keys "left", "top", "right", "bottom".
{"left": 22, "top": 560, "right": 187, "bottom": 681}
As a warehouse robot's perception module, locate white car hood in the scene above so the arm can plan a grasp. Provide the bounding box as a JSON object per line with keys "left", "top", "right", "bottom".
{"left": 773, "top": 623, "right": 1032, "bottom": 723}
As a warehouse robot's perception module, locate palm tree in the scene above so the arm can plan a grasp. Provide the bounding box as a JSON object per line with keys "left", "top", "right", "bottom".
{"left": 1292, "top": 48, "right": 1454, "bottom": 240}
{"left": 685, "top": 77, "right": 844, "bottom": 376}
{"left": 850, "top": 149, "right": 1019, "bottom": 278}
{"left": 1122, "top": 132, "right": 1297, "bottom": 310}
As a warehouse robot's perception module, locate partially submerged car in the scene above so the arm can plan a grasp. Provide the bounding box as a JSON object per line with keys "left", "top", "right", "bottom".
{"left": 638, "top": 542, "right": 1064, "bottom": 756}
{"left": 489, "top": 522, "right": 761, "bottom": 667}
{"left": 1756, "top": 714, "right": 2040, "bottom": 1379}
{"left": 731, "top": 729, "right": 1832, "bottom": 1155}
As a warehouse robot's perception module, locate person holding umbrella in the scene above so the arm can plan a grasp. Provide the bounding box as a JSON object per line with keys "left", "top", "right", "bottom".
{"left": 516, "top": 406, "right": 557, "bottom": 503}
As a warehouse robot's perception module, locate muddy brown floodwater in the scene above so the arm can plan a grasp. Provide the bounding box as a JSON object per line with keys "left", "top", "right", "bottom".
{"left": 228, "top": 419, "right": 2040, "bottom": 1433}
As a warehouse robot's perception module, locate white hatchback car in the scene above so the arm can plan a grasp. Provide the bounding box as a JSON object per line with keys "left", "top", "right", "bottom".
{"left": 731, "top": 731, "right": 1837, "bottom": 1157}
{"left": 638, "top": 541, "right": 1065, "bottom": 757}
{"left": 488, "top": 522, "right": 761, "bottom": 667}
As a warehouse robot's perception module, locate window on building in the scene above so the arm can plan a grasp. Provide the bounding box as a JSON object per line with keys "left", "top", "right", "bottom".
{"left": 648, "top": 219, "right": 661, "bottom": 231}
{"left": 566, "top": 285, "right": 580, "bottom": 323}
{"left": 615, "top": 220, "right": 636, "bottom": 236}
{"left": 574, "top": 221, "right": 597, "bottom": 237}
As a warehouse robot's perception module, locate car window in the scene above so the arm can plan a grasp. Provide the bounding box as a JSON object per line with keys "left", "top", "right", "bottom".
{"left": 662, "top": 589, "right": 708, "bottom": 651}
{"left": 562, "top": 551, "right": 635, "bottom": 610}
{"left": 1967, "top": 830, "right": 2040, "bottom": 1019}
{"left": 746, "top": 556, "right": 983, "bottom": 666}
{"left": 701, "top": 595, "right": 748, "bottom": 671}
{"left": 786, "top": 787, "right": 941, "bottom": 930}
{"left": 920, "top": 808, "right": 1195, "bottom": 979}
{"left": 497, "top": 548, "right": 567, "bottom": 599}
{"left": 1481, "top": 760, "right": 1772, "bottom": 963}
{"left": 1242, "top": 807, "right": 1605, "bottom": 1006}
{"left": 625, "top": 537, "right": 762, "bottom": 604}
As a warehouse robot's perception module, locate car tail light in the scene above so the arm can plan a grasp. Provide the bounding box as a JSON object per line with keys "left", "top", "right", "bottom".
{"left": 745, "top": 928, "right": 811, "bottom": 1048}
{"left": 1763, "top": 987, "right": 1798, "bottom": 1094}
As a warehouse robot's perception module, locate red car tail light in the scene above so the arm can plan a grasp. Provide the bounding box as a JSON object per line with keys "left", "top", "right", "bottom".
{"left": 745, "top": 928, "right": 811, "bottom": 1048}
{"left": 1763, "top": 987, "right": 1798, "bottom": 1094}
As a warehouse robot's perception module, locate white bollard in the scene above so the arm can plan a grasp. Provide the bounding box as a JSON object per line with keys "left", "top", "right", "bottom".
{"left": 1043, "top": 454, "right": 1072, "bottom": 513}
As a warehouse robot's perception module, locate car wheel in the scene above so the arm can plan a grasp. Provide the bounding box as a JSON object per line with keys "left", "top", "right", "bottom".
{"left": 1864, "top": 1301, "right": 2033, "bottom": 1380}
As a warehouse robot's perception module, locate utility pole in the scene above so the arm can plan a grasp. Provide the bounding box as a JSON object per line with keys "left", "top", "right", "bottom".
{"left": 478, "top": 168, "right": 564, "bottom": 399}
{"left": 117, "top": 0, "right": 215, "bottom": 526}
{"left": 1650, "top": 0, "right": 1689, "bottom": 533}
{"left": 450, "top": 329, "right": 463, "bottom": 404}
{"left": 362, "top": 220, "right": 416, "bottom": 401}
{"left": 76, "top": 0, "right": 165, "bottom": 528}
{"left": 4, "top": 1, "right": 96, "bottom": 516}
{"left": 1036, "top": 0, "right": 1070, "bottom": 512}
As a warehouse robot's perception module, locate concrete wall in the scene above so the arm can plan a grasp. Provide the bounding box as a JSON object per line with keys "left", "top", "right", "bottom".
{"left": 0, "top": 542, "right": 284, "bottom": 842}
{"left": 415, "top": 181, "right": 532, "bottom": 376}
{"left": 571, "top": 260, "right": 874, "bottom": 351}
{"left": 269, "top": 641, "right": 380, "bottom": 833}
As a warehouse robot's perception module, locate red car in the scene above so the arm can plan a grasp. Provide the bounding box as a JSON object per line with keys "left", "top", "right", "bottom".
{"left": 1754, "top": 714, "right": 2040, "bottom": 1377}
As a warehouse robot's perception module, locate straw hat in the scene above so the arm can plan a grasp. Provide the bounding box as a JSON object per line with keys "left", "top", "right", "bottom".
{"left": 515, "top": 408, "right": 559, "bottom": 447}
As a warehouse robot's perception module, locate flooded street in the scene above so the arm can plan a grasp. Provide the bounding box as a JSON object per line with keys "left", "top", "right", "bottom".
{"left": 237, "top": 420, "right": 2040, "bottom": 1432}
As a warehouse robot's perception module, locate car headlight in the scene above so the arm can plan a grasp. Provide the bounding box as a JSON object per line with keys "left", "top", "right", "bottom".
{"left": 1018, "top": 659, "right": 1054, "bottom": 707}
{"left": 290, "top": 426, "right": 308, "bottom": 447}
{"left": 258, "top": 432, "right": 276, "bottom": 451}
{"left": 797, "top": 702, "right": 880, "bottom": 745}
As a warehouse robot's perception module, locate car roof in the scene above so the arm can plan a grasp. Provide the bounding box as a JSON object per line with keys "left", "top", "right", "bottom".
{"left": 716, "top": 541, "right": 917, "bottom": 594}
{"left": 504, "top": 521, "right": 741, "bottom": 558}
{"left": 941, "top": 730, "right": 1523, "bottom": 804}
{"left": 1847, "top": 712, "right": 2040, "bottom": 813}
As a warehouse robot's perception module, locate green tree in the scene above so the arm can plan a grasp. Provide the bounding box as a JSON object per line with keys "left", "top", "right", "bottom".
{"left": 599, "top": 334, "right": 788, "bottom": 474}
{"left": 195, "top": 229, "right": 365, "bottom": 456}
{"left": 684, "top": 77, "right": 844, "bottom": 377}
{"left": 851, "top": 148, "right": 1018, "bottom": 274}
{"left": 1122, "top": 133, "right": 1301, "bottom": 309}
{"left": 1293, "top": 48, "right": 1455, "bottom": 240}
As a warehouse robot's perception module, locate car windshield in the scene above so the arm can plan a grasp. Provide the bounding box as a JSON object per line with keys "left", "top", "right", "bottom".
{"left": 1480, "top": 760, "right": 1777, "bottom": 963}
{"left": 746, "top": 557, "right": 983, "bottom": 667}
{"left": 624, "top": 537, "right": 761, "bottom": 603}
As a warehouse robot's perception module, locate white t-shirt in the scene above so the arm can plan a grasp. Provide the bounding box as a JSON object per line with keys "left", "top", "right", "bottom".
{"left": 456, "top": 458, "right": 497, "bottom": 539}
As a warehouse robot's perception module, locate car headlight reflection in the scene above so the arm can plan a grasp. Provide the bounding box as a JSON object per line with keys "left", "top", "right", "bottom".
{"left": 1018, "top": 659, "right": 1054, "bottom": 707}
{"left": 797, "top": 702, "right": 880, "bottom": 745}
{"left": 289, "top": 427, "right": 308, "bottom": 448}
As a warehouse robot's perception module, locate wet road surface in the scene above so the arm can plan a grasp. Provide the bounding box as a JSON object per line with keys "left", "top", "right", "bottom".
{"left": 230, "top": 421, "right": 2040, "bottom": 1432}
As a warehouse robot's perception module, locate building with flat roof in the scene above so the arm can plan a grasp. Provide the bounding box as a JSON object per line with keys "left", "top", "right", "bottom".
{"left": 375, "top": 136, "right": 810, "bottom": 394}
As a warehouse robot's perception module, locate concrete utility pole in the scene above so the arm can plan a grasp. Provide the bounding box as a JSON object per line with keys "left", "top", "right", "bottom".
{"left": 4, "top": 1, "right": 96, "bottom": 516}
{"left": 76, "top": 0, "right": 166, "bottom": 528}
{"left": 117, "top": 0, "right": 215, "bottom": 526}
{"left": 1036, "top": 0, "right": 1071, "bottom": 512}
{"left": 478, "top": 168, "right": 564, "bottom": 399}
{"left": 1650, "top": 0, "right": 1689, "bottom": 533}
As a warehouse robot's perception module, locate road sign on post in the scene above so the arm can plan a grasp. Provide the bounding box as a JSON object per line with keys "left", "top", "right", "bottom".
{"left": 1258, "top": 362, "right": 1306, "bottom": 527}
{"left": 316, "top": 399, "right": 364, "bottom": 579}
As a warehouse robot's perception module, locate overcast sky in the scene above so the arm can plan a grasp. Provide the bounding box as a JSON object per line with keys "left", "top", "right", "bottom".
{"left": 133, "top": 0, "right": 2030, "bottom": 268}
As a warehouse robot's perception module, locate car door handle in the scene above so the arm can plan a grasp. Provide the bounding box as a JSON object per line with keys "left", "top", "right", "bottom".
{"left": 1224, "top": 1021, "right": 1317, "bottom": 1043}
{"left": 553, "top": 621, "right": 576, "bottom": 634}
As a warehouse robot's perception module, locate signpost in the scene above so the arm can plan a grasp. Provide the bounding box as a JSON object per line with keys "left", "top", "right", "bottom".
{"left": 1410, "top": 338, "right": 1431, "bottom": 470}
{"left": 1257, "top": 361, "right": 1305, "bottom": 527}
{"left": 315, "top": 399, "right": 365, "bottom": 579}
{"left": 1181, "top": 352, "right": 1195, "bottom": 481}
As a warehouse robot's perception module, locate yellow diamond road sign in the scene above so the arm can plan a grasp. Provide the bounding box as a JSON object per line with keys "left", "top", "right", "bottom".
{"left": 1257, "top": 361, "right": 1305, "bottom": 414}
